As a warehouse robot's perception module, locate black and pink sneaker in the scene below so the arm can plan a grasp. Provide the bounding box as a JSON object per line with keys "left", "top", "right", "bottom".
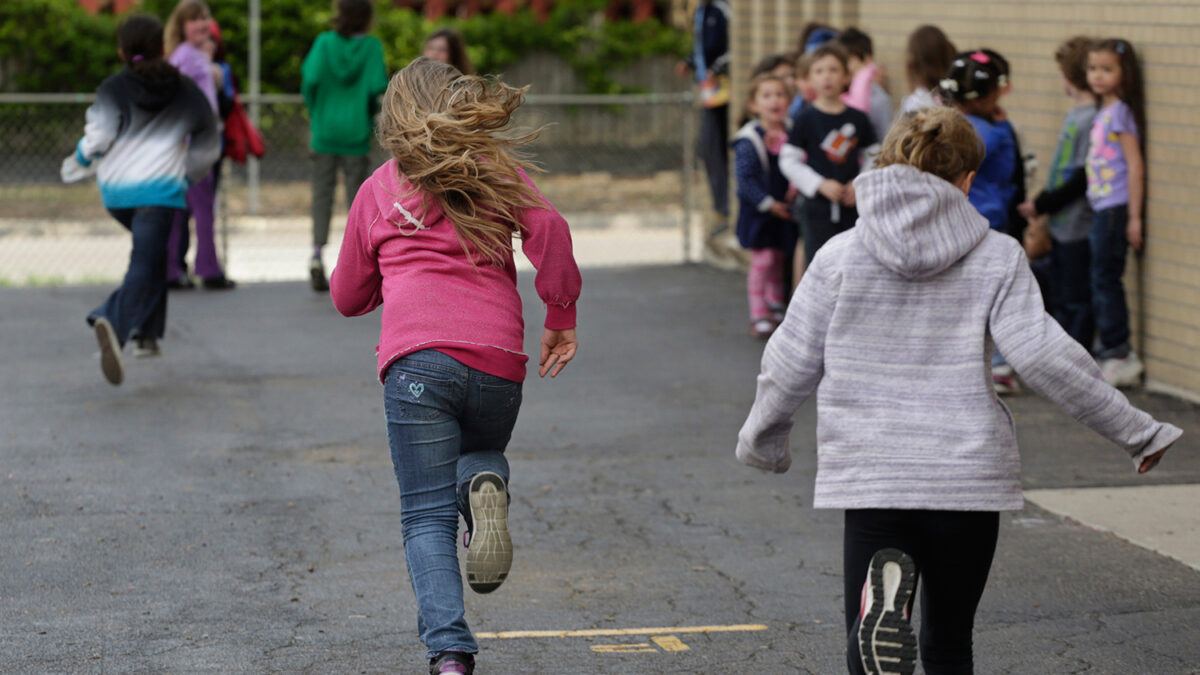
{"left": 858, "top": 548, "right": 917, "bottom": 675}
{"left": 429, "top": 651, "right": 474, "bottom": 674}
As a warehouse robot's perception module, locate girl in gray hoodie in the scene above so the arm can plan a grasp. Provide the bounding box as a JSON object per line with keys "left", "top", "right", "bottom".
{"left": 736, "top": 107, "right": 1180, "bottom": 675}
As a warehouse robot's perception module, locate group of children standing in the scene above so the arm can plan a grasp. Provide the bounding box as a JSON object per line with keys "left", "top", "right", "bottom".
{"left": 731, "top": 24, "right": 1150, "bottom": 394}
{"left": 734, "top": 22, "right": 1171, "bottom": 675}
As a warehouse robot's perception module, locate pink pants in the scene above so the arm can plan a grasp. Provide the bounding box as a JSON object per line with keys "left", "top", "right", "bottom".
{"left": 167, "top": 169, "right": 223, "bottom": 281}
{"left": 747, "top": 248, "right": 784, "bottom": 320}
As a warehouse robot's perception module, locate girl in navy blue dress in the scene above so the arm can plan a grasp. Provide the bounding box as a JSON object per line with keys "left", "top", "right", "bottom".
{"left": 733, "top": 73, "right": 798, "bottom": 338}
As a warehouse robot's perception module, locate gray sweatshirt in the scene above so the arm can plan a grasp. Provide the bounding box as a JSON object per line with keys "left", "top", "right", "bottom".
{"left": 736, "top": 164, "right": 1181, "bottom": 511}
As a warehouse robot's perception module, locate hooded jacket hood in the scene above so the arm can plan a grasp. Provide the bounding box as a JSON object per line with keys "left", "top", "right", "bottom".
{"left": 853, "top": 164, "right": 990, "bottom": 279}
{"left": 119, "top": 66, "right": 181, "bottom": 113}
{"left": 316, "top": 32, "right": 379, "bottom": 85}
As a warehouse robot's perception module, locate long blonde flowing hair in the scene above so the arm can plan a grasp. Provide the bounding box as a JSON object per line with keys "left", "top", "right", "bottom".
{"left": 376, "top": 57, "right": 544, "bottom": 265}
{"left": 164, "top": 0, "right": 210, "bottom": 56}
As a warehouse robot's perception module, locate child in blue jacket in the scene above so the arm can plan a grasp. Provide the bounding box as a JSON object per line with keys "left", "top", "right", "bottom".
{"left": 733, "top": 74, "right": 798, "bottom": 338}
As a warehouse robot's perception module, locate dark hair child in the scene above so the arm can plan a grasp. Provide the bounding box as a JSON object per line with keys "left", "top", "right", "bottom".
{"left": 1082, "top": 38, "right": 1148, "bottom": 387}
{"left": 62, "top": 13, "right": 220, "bottom": 385}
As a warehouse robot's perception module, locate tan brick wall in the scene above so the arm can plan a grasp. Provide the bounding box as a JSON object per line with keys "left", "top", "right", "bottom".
{"left": 732, "top": 0, "right": 1200, "bottom": 397}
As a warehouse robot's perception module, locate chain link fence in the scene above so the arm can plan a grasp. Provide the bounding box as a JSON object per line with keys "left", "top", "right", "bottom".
{"left": 0, "top": 92, "right": 708, "bottom": 286}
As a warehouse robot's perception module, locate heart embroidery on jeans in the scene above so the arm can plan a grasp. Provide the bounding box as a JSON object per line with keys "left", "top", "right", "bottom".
{"left": 408, "top": 382, "right": 425, "bottom": 399}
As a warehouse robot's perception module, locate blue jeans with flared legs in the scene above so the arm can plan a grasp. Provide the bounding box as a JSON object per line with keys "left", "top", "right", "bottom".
{"left": 87, "top": 206, "right": 176, "bottom": 345}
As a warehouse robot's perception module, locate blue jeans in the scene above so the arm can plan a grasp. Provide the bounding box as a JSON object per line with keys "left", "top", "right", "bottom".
{"left": 1049, "top": 238, "right": 1094, "bottom": 349}
{"left": 87, "top": 207, "right": 177, "bottom": 346}
{"left": 1089, "top": 205, "right": 1131, "bottom": 359}
{"left": 384, "top": 349, "right": 522, "bottom": 659}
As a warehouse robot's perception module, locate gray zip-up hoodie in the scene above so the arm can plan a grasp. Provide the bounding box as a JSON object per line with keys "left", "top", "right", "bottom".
{"left": 736, "top": 164, "right": 1181, "bottom": 511}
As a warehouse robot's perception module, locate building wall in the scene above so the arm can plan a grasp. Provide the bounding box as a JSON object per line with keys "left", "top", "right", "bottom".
{"left": 731, "top": 0, "right": 1200, "bottom": 397}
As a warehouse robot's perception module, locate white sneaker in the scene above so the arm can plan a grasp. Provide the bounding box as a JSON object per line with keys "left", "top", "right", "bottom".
{"left": 1101, "top": 353, "right": 1143, "bottom": 388}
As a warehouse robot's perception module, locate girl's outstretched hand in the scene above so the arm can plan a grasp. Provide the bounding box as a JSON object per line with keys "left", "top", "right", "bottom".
{"left": 539, "top": 328, "right": 578, "bottom": 379}
{"left": 1139, "top": 446, "right": 1168, "bottom": 474}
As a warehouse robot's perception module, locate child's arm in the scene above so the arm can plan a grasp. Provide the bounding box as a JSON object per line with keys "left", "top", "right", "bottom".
{"left": 515, "top": 169, "right": 583, "bottom": 335}
{"left": 1120, "top": 132, "right": 1145, "bottom": 250}
{"left": 734, "top": 139, "right": 788, "bottom": 218}
{"left": 300, "top": 36, "right": 324, "bottom": 111}
{"left": 1025, "top": 170, "right": 1087, "bottom": 217}
{"left": 781, "top": 144, "right": 843, "bottom": 203}
{"left": 779, "top": 143, "right": 823, "bottom": 196}
{"left": 990, "top": 244, "right": 1181, "bottom": 468}
{"left": 63, "top": 87, "right": 121, "bottom": 182}
{"left": 736, "top": 254, "right": 837, "bottom": 472}
{"left": 330, "top": 183, "right": 385, "bottom": 317}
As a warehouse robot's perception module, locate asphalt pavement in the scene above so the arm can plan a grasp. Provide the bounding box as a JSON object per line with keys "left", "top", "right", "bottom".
{"left": 2, "top": 265, "right": 1198, "bottom": 674}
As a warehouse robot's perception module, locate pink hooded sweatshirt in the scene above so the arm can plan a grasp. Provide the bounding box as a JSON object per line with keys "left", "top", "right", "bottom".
{"left": 330, "top": 159, "right": 582, "bottom": 383}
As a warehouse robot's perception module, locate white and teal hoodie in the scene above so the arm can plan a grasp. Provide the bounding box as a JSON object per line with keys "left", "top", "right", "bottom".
{"left": 64, "top": 65, "right": 220, "bottom": 209}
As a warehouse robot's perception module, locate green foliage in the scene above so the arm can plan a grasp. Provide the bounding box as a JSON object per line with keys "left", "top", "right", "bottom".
{"left": 0, "top": 0, "right": 118, "bottom": 92}
{"left": 4, "top": 0, "right": 688, "bottom": 94}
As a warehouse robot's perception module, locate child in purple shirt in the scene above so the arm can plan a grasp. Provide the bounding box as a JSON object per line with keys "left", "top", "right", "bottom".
{"left": 1084, "top": 38, "right": 1147, "bottom": 387}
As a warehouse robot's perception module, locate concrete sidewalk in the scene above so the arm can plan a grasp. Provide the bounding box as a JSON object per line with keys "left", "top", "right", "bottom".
{"left": 1, "top": 265, "right": 1198, "bottom": 673}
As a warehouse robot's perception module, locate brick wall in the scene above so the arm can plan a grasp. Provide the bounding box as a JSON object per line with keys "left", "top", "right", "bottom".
{"left": 731, "top": 0, "right": 1200, "bottom": 398}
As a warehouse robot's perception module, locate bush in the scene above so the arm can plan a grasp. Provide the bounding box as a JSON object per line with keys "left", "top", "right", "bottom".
{"left": 0, "top": 0, "right": 118, "bottom": 92}
{"left": 3, "top": 0, "right": 689, "bottom": 94}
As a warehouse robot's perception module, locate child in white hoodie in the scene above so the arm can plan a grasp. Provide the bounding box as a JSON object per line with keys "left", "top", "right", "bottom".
{"left": 736, "top": 107, "right": 1179, "bottom": 675}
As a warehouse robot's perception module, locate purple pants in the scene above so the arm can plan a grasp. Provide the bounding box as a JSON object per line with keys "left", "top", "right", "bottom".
{"left": 167, "top": 169, "right": 223, "bottom": 281}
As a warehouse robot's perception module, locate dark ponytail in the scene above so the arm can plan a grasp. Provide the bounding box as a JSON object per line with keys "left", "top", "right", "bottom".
{"left": 118, "top": 14, "right": 178, "bottom": 82}
{"left": 937, "top": 51, "right": 1002, "bottom": 106}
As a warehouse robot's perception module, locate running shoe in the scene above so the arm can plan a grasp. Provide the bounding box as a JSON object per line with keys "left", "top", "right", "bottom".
{"left": 992, "top": 364, "right": 1020, "bottom": 395}
{"left": 93, "top": 317, "right": 124, "bottom": 386}
{"left": 858, "top": 548, "right": 917, "bottom": 675}
{"left": 1100, "top": 353, "right": 1143, "bottom": 388}
{"left": 464, "top": 471, "right": 512, "bottom": 594}
{"left": 429, "top": 651, "right": 474, "bottom": 674}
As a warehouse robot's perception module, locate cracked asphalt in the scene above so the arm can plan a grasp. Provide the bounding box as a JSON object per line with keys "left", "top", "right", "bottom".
{"left": 2, "top": 265, "right": 1199, "bottom": 674}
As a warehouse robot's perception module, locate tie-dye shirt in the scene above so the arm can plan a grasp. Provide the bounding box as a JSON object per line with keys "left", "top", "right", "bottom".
{"left": 1086, "top": 100, "right": 1139, "bottom": 211}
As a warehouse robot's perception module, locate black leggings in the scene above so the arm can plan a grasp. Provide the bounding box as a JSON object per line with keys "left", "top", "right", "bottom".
{"left": 844, "top": 509, "right": 999, "bottom": 675}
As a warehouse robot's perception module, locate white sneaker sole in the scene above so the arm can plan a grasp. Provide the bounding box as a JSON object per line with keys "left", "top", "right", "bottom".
{"left": 859, "top": 548, "right": 917, "bottom": 675}
{"left": 465, "top": 472, "right": 511, "bottom": 594}
{"left": 93, "top": 318, "right": 124, "bottom": 386}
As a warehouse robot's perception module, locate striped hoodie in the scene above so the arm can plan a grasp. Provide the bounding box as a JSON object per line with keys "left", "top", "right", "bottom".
{"left": 736, "top": 164, "right": 1181, "bottom": 511}
{"left": 67, "top": 66, "right": 220, "bottom": 209}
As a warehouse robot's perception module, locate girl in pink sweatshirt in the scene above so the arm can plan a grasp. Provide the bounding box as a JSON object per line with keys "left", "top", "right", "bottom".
{"left": 330, "top": 58, "right": 582, "bottom": 675}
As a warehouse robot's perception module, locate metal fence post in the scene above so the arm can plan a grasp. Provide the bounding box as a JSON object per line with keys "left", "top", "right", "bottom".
{"left": 681, "top": 92, "right": 695, "bottom": 264}
{"left": 248, "top": 0, "right": 261, "bottom": 215}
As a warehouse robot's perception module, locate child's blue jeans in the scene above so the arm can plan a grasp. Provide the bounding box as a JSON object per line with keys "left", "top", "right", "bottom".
{"left": 1048, "top": 238, "right": 1094, "bottom": 349}
{"left": 383, "top": 349, "right": 522, "bottom": 659}
{"left": 87, "top": 206, "right": 176, "bottom": 345}
{"left": 1089, "top": 205, "right": 1131, "bottom": 359}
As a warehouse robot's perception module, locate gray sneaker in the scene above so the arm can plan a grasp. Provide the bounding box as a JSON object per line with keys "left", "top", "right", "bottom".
{"left": 463, "top": 472, "right": 512, "bottom": 594}
{"left": 93, "top": 317, "right": 124, "bottom": 386}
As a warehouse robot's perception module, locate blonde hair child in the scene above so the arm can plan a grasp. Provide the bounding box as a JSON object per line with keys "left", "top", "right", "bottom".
{"left": 330, "top": 57, "right": 582, "bottom": 675}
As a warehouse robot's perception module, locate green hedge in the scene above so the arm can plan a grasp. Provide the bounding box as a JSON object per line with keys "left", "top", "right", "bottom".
{"left": 3, "top": 0, "right": 688, "bottom": 94}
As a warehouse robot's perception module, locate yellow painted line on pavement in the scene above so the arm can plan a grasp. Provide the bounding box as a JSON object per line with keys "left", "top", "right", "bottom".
{"left": 651, "top": 635, "right": 691, "bottom": 652}
{"left": 476, "top": 623, "right": 767, "bottom": 639}
{"left": 591, "top": 643, "right": 657, "bottom": 653}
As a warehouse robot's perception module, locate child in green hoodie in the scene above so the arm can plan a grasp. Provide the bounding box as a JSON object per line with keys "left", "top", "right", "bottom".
{"left": 301, "top": 0, "right": 388, "bottom": 292}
